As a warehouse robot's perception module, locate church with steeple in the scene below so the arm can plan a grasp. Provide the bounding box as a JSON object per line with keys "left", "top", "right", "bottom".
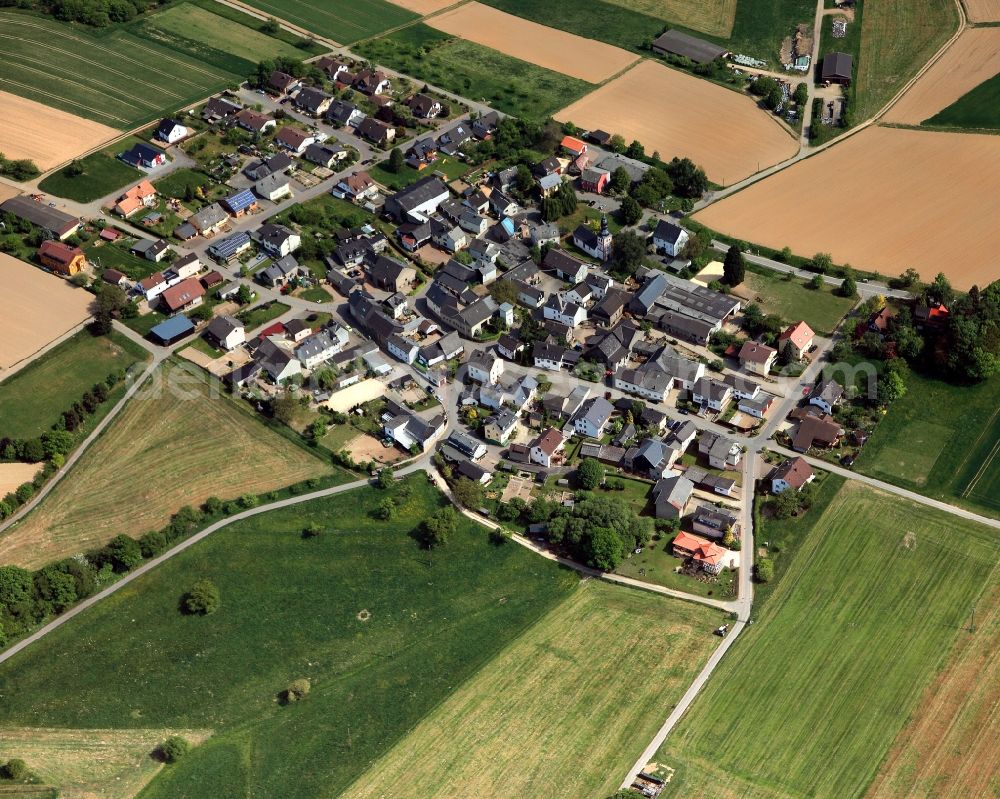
{"left": 571, "top": 215, "right": 613, "bottom": 262}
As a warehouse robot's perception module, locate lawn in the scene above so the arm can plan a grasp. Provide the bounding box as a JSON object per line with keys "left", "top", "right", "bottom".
{"left": 657, "top": 481, "right": 998, "bottom": 799}
{"left": 0, "top": 330, "right": 149, "bottom": 440}
{"left": 238, "top": 0, "right": 417, "bottom": 44}
{"left": 136, "top": 2, "right": 304, "bottom": 64}
{"left": 368, "top": 155, "right": 469, "bottom": 192}
{"left": 341, "top": 580, "right": 721, "bottom": 799}
{"left": 924, "top": 72, "right": 1000, "bottom": 131}
{"left": 0, "top": 477, "right": 580, "bottom": 799}
{"left": 853, "top": 372, "right": 1000, "bottom": 517}
{"left": 153, "top": 167, "right": 218, "bottom": 201}
{"left": 614, "top": 535, "right": 738, "bottom": 600}
{"left": 483, "top": 0, "right": 814, "bottom": 62}
{"left": 236, "top": 300, "right": 291, "bottom": 330}
{"left": 355, "top": 24, "right": 592, "bottom": 119}
{"left": 0, "top": 361, "right": 333, "bottom": 568}
{"left": 38, "top": 136, "right": 146, "bottom": 203}
{"left": 0, "top": 10, "right": 237, "bottom": 128}
{"left": 739, "top": 268, "right": 856, "bottom": 335}
{"left": 855, "top": 0, "right": 959, "bottom": 120}
{"left": 83, "top": 239, "right": 165, "bottom": 282}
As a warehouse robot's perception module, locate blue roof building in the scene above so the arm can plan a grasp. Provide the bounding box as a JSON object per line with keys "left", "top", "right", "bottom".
{"left": 208, "top": 231, "right": 252, "bottom": 261}
{"left": 223, "top": 189, "right": 257, "bottom": 216}
{"left": 149, "top": 315, "right": 195, "bottom": 345}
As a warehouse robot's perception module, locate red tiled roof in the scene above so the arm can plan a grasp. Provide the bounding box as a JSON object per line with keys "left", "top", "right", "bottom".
{"left": 673, "top": 531, "right": 726, "bottom": 566}
{"left": 533, "top": 427, "right": 563, "bottom": 456}
{"left": 160, "top": 277, "right": 205, "bottom": 312}
{"left": 778, "top": 321, "right": 814, "bottom": 350}
{"left": 771, "top": 456, "right": 813, "bottom": 488}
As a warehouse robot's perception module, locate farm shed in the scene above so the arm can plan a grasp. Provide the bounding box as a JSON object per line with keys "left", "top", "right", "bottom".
{"left": 149, "top": 315, "right": 195, "bottom": 345}
{"left": 821, "top": 52, "right": 853, "bottom": 84}
{"left": 652, "top": 30, "right": 728, "bottom": 64}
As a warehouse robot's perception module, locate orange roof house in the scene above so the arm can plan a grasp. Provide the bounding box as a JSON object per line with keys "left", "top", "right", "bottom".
{"left": 113, "top": 181, "right": 157, "bottom": 217}
{"left": 778, "top": 320, "right": 815, "bottom": 359}
{"left": 160, "top": 277, "right": 205, "bottom": 314}
{"left": 38, "top": 240, "right": 86, "bottom": 276}
{"left": 672, "top": 531, "right": 727, "bottom": 574}
{"left": 560, "top": 135, "right": 587, "bottom": 157}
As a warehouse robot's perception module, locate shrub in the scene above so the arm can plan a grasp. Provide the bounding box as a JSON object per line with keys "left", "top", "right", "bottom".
{"left": 159, "top": 736, "right": 189, "bottom": 764}
{"left": 1, "top": 757, "right": 30, "bottom": 781}
{"left": 284, "top": 677, "right": 311, "bottom": 702}
{"left": 302, "top": 521, "right": 321, "bottom": 538}
{"left": 183, "top": 578, "right": 220, "bottom": 615}
{"left": 138, "top": 530, "right": 168, "bottom": 558}
{"left": 755, "top": 558, "right": 774, "bottom": 583}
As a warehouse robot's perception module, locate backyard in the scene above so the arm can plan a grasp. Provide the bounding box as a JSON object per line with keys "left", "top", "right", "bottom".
{"left": 38, "top": 137, "right": 148, "bottom": 203}
{"left": 735, "top": 268, "right": 856, "bottom": 335}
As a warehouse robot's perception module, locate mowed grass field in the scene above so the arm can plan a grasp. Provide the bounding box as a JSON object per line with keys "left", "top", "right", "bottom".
{"left": 356, "top": 24, "right": 591, "bottom": 118}
{"left": 0, "top": 330, "right": 148, "bottom": 441}
{"left": 658, "top": 481, "right": 998, "bottom": 798}
{"left": 483, "top": 0, "right": 814, "bottom": 62}
{"left": 0, "top": 362, "right": 332, "bottom": 568}
{"left": 342, "top": 581, "right": 720, "bottom": 799}
{"left": 0, "top": 477, "right": 580, "bottom": 799}
{"left": 0, "top": 11, "right": 236, "bottom": 128}
{"left": 734, "top": 269, "right": 856, "bottom": 335}
{"left": 865, "top": 575, "right": 1000, "bottom": 799}
{"left": 37, "top": 136, "right": 146, "bottom": 203}
{"left": 239, "top": 0, "right": 417, "bottom": 44}
{"left": 925, "top": 72, "right": 1000, "bottom": 130}
{"left": 854, "top": 373, "right": 1000, "bottom": 517}
{"left": 855, "top": 0, "right": 959, "bottom": 119}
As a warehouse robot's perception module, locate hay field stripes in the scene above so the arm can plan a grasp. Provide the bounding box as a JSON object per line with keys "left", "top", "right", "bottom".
{"left": 884, "top": 27, "right": 1000, "bottom": 124}
{"left": 0, "top": 13, "right": 234, "bottom": 127}
{"left": 0, "top": 727, "right": 212, "bottom": 799}
{"left": 958, "top": 403, "right": 1000, "bottom": 505}
{"left": 236, "top": 0, "right": 416, "bottom": 44}
{"left": 599, "top": 0, "right": 737, "bottom": 37}
{"left": 425, "top": 2, "right": 639, "bottom": 83}
{"left": 692, "top": 126, "right": 1000, "bottom": 288}
{"left": 0, "top": 362, "right": 332, "bottom": 569}
{"left": 342, "top": 581, "right": 720, "bottom": 799}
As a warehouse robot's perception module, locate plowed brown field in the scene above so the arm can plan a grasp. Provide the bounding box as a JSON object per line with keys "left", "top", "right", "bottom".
{"left": 694, "top": 127, "right": 1000, "bottom": 288}
{"left": 965, "top": 0, "right": 1000, "bottom": 22}
{"left": 426, "top": 2, "right": 639, "bottom": 83}
{"left": 0, "top": 252, "right": 92, "bottom": 371}
{"left": 555, "top": 60, "right": 798, "bottom": 184}
{"left": 0, "top": 90, "right": 119, "bottom": 172}
{"left": 885, "top": 27, "right": 1000, "bottom": 124}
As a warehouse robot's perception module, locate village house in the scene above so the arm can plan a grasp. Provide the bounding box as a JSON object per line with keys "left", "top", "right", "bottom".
{"left": 259, "top": 255, "right": 302, "bottom": 288}
{"left": 770, "top": 456, "right": 814, "bottom": 493}
{"left": 160, "top": 277, "right": 205, "bottom": 315}
{"left": 275, "top": 126, "right": 314, "bottom": 155}
{"left": 327, "top": 100, "right": 365, "bottom": 128}
{"left": 791, "top": 414, "right": 845, "bottom": 452}
{"left": 406, "top": 93, "right": 442, "bottom": 119}
{"left": 778, "top": 320, "right": 815, "bottom": 360}
{"left": 295, "top": 87, "right": 333, "bottom": 117}
{"left": 131, "top": 238, "right": 170, "bottom": 262}
{"left": 236, "top": 109, "right": 276, "bottom": 135}
{"left": 533, "top": 340, "right": 567, "bottom": 371}
{"left": 204, "top": 315, "right": 245, "bottom": 351}
{"left": 570, "top": 396, "right": 614, "bottom": 439}
{"left": 530, "top": 427, "right": 565, "bottom": 467}
{"left": 691, "top": 505, "right": 739, "bottom": 538}
{"left": 255, "top": 223, "right": 300, "bottom": 258}
{"left": 580, "top": 166, "right": 610, "bottom": 194}
{"left": 652, "top": 219, "right": 690, "bottom": 257}
{"left": 692, "top": 376, "right": 733, "bottom": 412}
{"left": 809, "top": 378, "right": 845, "bottom": 414}
{"left": 699, "top": 431, "right": 742, "bottom": 470}
{"left": 267, "top": 70, "right": 299, "bottom": 95}
{"left": 203, "top": 96, "right": 241, "bottom": 123}
{"left": 304, "top": 142, "right": 346, "bottom": 168}
{"left": 189, "top": 203, "right": 228, "bottom": 237}
{"left": 483, "top": 408, "right": 519, "bottom": 445}
{"left": 120, "top": 142, "right": 166, "bottom": 169}
{"left": 653, "top": 474, "right": 693, "bottom": 519}
{"left": 113, "top": 181, "right": 157, "bottom": 217}
{"left": 155, "top": 118, "right": 188, "bottom": 144}
{"left": 544, "top": 248, "right": 589, "bottom": 284}
{"left": 254, "top": 173, "right": 292, "bottom": 202}
{"left": 467, "top": 350, "right": 504, "bottom": 385}
{"left": 672, "top": 530, "right": 727, "bottom": 574}
{"left": 543, "top": 294, "right": 587, "bottom": 328}
{"left": 354, "top": 69, "right": 391, "bottom": 95}
{"left": 385, "top": 176, "right": 450, "bottom": 223}
{"left": 337, "top": 171, "right": 378, "bottom": 202}
{"left": 37, "top": 240, "right": 85, "bottom": 276}
{"left": 222, "top": 189, "right": 259, "bottom": 218}
{"left": 739, "top": 341, "right": 778, "bottom": 376}
{"left": 367, "top": 253, "right": 416, "bottom": 292}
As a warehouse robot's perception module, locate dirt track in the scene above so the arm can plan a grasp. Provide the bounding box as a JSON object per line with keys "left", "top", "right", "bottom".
{"left": 885, "top": 27, "right": 1000, "bottom": 124}
{"left": 694, "top": 127, "right": 1000, "bottom": 288}
{"left": 555, "top": 61, "right": 799, "bottom": 185}
{"left": 426, "top": 2, "right": 639, "bottom": 83}
{"left": 964, "top": 0, "right": 1000, "bottom": 21}
{"left": 0, "top": 90, "right": 119, "bottom": 171}
{"left": 0, "top": 253, "right": 93, "bottom": 371}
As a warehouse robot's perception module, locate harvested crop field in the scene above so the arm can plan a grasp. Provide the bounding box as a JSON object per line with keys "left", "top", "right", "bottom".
{"left": 426, "top": 2, "right": 638, "bottom": 82}
{"left": 694, "top": 127, "right": 1000, "bottom": 287}
{"left": 964, "top": 0, "right": 1000, "bottom": 21}
{"left": 342, "top": 581, "right": 719, "bottom": 799}
{"left": 0, "top": 183, "right": 21, "bottom": 203}
{"left": 555, "top": 61, "right": 798, "bottom": 185}
{"left": 0, "top": 91, "right": 118, "bottom": 172}
{"left": 388, "top": 0, "right": 456, "bottom": 12}
{"left": 865, "top": 575, "right": 1000, "bottom": 799}
{"left": 0, "top": 253, "right": 93, "bottom": 373}
{"left": 884, "top": 27, "right": 1000, "bottom": 124}
{"left": 0, "top": 462, "right": 42, "bottom": 496}
{"left": 0, "top": 362, "right": 333, "bottom": 568}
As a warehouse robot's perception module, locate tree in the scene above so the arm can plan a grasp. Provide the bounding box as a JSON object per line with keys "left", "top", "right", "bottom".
{"left": 377, "top": 467, "right": 396, "bottom": 489}
{"left": 91, "top": 283, "right": 130, "bottom": 334}
{"left": 664, "top": 157, "right": 708, "bottom": 198}
{"left": 103, "top": 534, "right": 142, "bottom": 572}
{"left": 755, "top": 558, "right": 774, "bottom": 583}
{"left": 925, "top": 272, "right": 954, "bottom": 307}
{"left": 793, "top": 82, "right": 808, "bottom": 106}
{"left": 609, "top": 230, "right": 646, "bottom": 278}
{"left": 588, "top": 526, "right": 627, "bottom": 571}
{"left": 771, "top": 489, "right": 803, "bottom": 520}
{"left": 284, "top": 678, "right": 311, "bottom": 702}
{"left": 838, "top": 274, "right": 858, "bottom": 298}
{"left": 375, "top": 498, "right": 396, "bottom": 520}
{"left": 722, "top": 245, "right": 745, "bottom": 286}
{"left": 625, "top": 139, "right": 644, "bottom": 159}
{"left": 619, "top": 195, "right": 642, "bottom": 226}
{"left": 764, "top": 83, "right": 784, "bottom": 111}
{"left": 261, "top": 17, "right": 280, "bottom": 33}
{"left": 302, "top": 521, "right": 322, "bottom": 538}
{"left": 452, "top": 476, "right": 484, "bottom": 509}
{"left": 811, "top": 252, "right": 833, "bottom": 273}
{"left": 0, "top": 565, "right": 33, "bottom": 610}
{"left": 489, "top": 279, "right": 519, "bottom": 307}
{"left": 419, "top": 507, "right": 457, "bottom": 549}
{"left": 160, "top": 736, "right": 190, "bottom": 764}
{"left": 808, "top": 274, "right": 824, "bottom": 290}
{"left": 576, "top": 458, "right": 604, "bottom": 490}
{"left": 183, "top": 578, "right": 220, "bottom": 615}
{"left": 387, "top": 146, "right": 404, "bottom": 173}
{"left": 750, "top": 76, "right": 778, "bottom": 97}
{"left": 609, "top": 133, "right": 626, "bottom": 153}
{"left": 271, "top": 392, "right": 298, "bottom": 425}
{"left": 877, "top": 368, "right": 907, "bottom": 405}
{"left": 609, "top": 166, "right": 631, "bottom": 194}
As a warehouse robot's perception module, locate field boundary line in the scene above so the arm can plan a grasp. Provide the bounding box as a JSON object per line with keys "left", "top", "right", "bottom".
{"left": 954, "top": 402, "right": 1000, "bottom": 495}
{"left": 212, "top": 0, "right": 342, "bottom": 46}
{"left": 0, "top": 76, "right": 132, "bottom": 126}
{"left": 962, "top": 437, "right": 1000, "bottom": 499}
{"left": 0, "top": 319, "right": 91, "bottom": 384}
